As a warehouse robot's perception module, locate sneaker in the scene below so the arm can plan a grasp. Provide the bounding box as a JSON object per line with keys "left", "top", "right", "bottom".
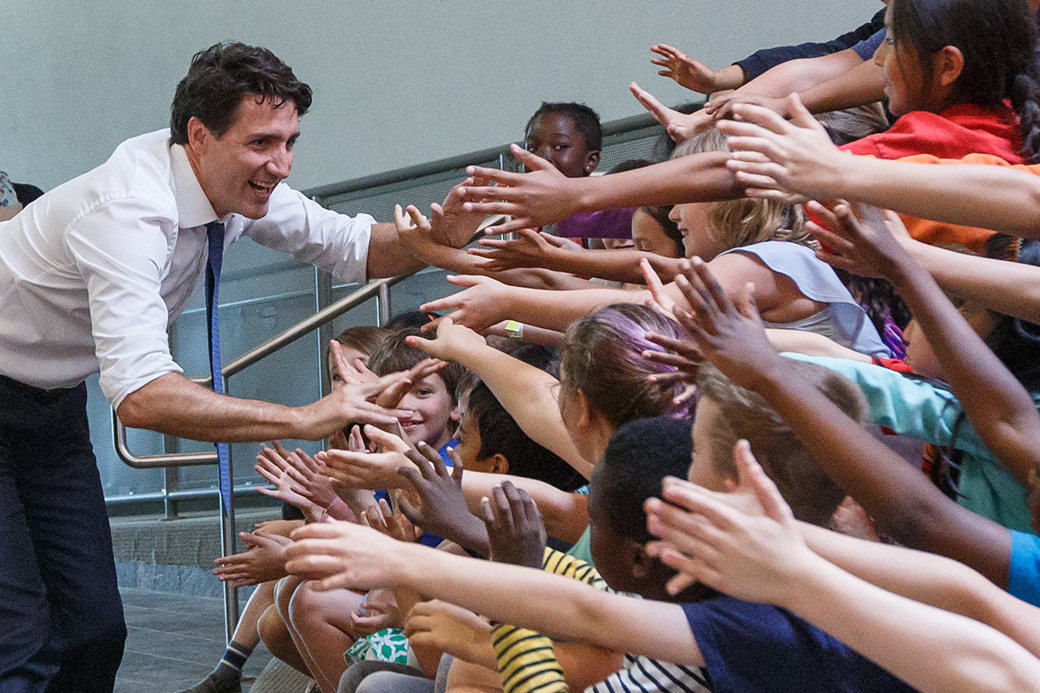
{"left": 175, "top": 672, "right": 242, "bottom": 693}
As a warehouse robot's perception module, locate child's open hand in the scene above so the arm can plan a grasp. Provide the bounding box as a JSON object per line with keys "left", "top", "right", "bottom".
{"left": 645, "top": 440, "right": 817, "bottom": 606}
{"left": 630, "top": 82, "right": 711, "bottom": 143}
{"left": 360, "top": 497, "right": 423, "bottom": 544}
{"left": 481, "top": 481, "right": 547, "bottom": 569}
{"left": 456, "top": 145, "right": 580, "bottom": 234}
{"left": 321, "top": 425, "right": 417, "bottom": 490}
{"left": 669, "top": 257, "right": 782, "bottom": 392}
{"left": 419, "top": 276, "right": 513, "bottom": 335}
{"left": 255, "top": 443, "right": 322, "bottom": 519}
{"left": 404, "top": 600, "right": 494, "bottom": 667}
{"left": 213, "top": 529, "right": 292, "bottom": 587}
{"left": 373, "top": 357, "right": 448, "bottom": 411}
{"left": 286, "top": 520, "right": 406, "bottom": 591}
{"left": 406, "top": 316, "right": 487, "bottom": 362}
{"left": 330, "top": 339, "right": 378, "bottom": 388}
{"left": 468, "top": 228, "right": 560, "bottom": 272}
{"left": 805, "top": 200, "right": 915, "bottom": 281}
{"left": 396, "top": 443, "right": 490, "bottom": 555}
{"left": 718, "top": 95, "right": 844, "bottom": 202}
{"left": 650, "top": 45, "right": 719, "bottom": 94}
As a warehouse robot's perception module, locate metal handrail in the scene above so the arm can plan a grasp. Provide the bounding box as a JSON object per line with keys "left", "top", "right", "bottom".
{"left": 112, "top": 272, "right": 413, "bottom": 469}
{"left": 299, "top": 108, "right": 698, "bottom": 201}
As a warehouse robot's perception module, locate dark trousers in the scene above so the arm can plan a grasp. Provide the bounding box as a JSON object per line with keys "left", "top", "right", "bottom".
{"left": 0, "top": 376, "right": 126, "bottom": 693}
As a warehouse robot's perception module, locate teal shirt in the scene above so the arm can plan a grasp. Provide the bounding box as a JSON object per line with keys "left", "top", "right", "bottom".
{"left": 782, "top": 353, "right": 1034, "bottom": 533}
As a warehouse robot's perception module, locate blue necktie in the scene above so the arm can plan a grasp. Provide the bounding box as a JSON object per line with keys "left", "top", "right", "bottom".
{"left": 205, "top": 221, "right": 232, "bottom": 514}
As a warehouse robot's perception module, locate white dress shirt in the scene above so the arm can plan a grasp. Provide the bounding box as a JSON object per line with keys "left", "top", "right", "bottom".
{"left": 0, "top": 129, "right": 375, "bottom": 408}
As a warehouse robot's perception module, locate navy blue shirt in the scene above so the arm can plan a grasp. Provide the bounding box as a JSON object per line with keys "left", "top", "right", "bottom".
{"left": 736, "top": 9, "right": 886, "bottom": 81}
{"left": 682, "top": 595, "right": 919, "bottom": 693}
{"left": 852, "top": 30, "right": 885, "bottom": 62}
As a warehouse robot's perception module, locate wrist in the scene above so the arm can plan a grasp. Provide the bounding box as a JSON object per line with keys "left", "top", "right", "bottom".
{"left": 293, "top": 402, "right": 326, "bottom": 442}
{"left": 392, "top": 542, "right": 425, "bottom": 588}
{"left": 718, "top": 63, "right": 747, "bottom": 90}
{"left": 773, "top": 550, "right": 836, "bottom": 613}
{"left": 782, "top": 549, "right": 852, "bottom": 616}
{"left": 740, "top": 351, "right": 791, "bottom": 396}
{"left": 885, "top": 254, "right": 928, "bottom": 293}
{"left": 569, "top": 177, "right": 594, "bottom": 217}
{"left": 459, "top": 516, "right": 491, "bottom": 557}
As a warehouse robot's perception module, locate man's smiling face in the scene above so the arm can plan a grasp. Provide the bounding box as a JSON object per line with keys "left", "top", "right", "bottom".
{"left": 188, "top": 94, "right": 299, "bottom": 219}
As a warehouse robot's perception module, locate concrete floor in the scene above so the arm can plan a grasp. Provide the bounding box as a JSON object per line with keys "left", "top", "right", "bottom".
{"left": 116, "top": 588, "right": 273, "bottom": 693}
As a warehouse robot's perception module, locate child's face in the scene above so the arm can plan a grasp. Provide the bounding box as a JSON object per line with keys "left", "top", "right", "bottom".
{"left": 525, "top": 113, "right": 598, "bottom": 179}
{"left": 603, "top": 237, "right": 636, "bottom": 251}
{"left": 669, "top": 202, "right": 723, "bottom": 261}
{"left": 587, "top": 479, "right": 642, "bottom": 593}
{"left": 398, "top": 373, "right": 459, "bottom": 450}
{"left": 631, "top": 208, "right": 681, "bottom": 258}
{"left": 685, "top": 396, "right": 735, "bottom": 492}
{"left": 451, "top": 405, "right": 497, "bottom": 474}
{"left": 874, "top": 6, "right": 933, "bottom": 117}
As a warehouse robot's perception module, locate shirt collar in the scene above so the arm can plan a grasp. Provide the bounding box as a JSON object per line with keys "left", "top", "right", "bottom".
{"left": 169, "top": 142, "right": 221, "bottom": 229}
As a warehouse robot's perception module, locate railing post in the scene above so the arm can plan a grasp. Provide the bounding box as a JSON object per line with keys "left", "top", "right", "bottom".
{"left": 218, "top": 479, "right": 239, "bottom": 644}
{"left": 220, "top": 377, "right": 239, "bottom": 644}
{"left": 162, "top": 464, "right": 179, "bottom": 520}
{"left": 377, "top": 282, "right": 392, "bottom": 326}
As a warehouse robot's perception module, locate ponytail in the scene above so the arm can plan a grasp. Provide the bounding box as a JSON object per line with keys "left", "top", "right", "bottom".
{"left": 1011, "top": 73, "right": 1040, "bottom": 163}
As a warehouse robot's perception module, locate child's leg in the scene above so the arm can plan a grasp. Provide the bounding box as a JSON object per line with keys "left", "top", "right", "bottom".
{"left": 175, "top": 580, "right": 277, "bottom": 692}
{"left": 258, "top": 576, "right": 311, "bottom": 677}
{"left": 444, "top": 657, "right": 503, "bottom": 693}
{"left": 289, "top": 582, "right": 366, "bottom": 693}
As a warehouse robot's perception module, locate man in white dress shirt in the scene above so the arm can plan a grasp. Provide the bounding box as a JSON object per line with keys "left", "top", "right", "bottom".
{"left": 0, "top": 43, "right": 472, "bottom": 692}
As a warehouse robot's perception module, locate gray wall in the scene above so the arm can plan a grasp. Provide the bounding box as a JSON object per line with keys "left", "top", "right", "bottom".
{"left": 4, "top": 0, "right": 877, "bottom": 194}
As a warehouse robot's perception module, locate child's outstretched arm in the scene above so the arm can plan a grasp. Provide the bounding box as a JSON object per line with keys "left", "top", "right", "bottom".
{"left": 644, "top": 446, "right": 1040, "bottom": 693}
{"left": 704, "top": 50, "right": 882, "bottom": 122}
{"left": 647, "top": 443, "right": 1040, "bottom": 659}
{"left": 808, "top": 201, "right": 1040, "bottom": 499}
{"left": 472, "top": 229, "right": 687, "bottom": 284}
{"left": 657, "top": 257, "right": 1013, "bottom": 586}
{"left": 407, "top": 318, "right": 592, "bottom": 478}
{"left": 720, "top": 97, "right": 1040, "bottom": 237}
{"left": 392, "top": 203, "right": 592, "bottom": 292}
{"left": 456, "top": 145, "right": 741, "bottom": 235}
{"left": 419, "top": 275, "right": 635, "bottom": 333}
{"left": 284, "top": 521, "right": 701, "bottom": 667}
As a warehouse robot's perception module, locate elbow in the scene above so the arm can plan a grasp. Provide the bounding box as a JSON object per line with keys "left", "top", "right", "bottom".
{"left": 116, "top": 391, "right": 151, "bottom": 430}
{"left": 117, "top": 393, "right": 160, "bottom": 431}
{"left": 117, "top": 378, "right": 168, "bottom": 431}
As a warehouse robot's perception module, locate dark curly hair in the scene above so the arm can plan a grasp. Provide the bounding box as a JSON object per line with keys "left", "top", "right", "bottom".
{"left": 526, "top": 102, "right": 602, "bottom": 153}
{"left": 170, "top": 42, "right": 313, "bottom": 144}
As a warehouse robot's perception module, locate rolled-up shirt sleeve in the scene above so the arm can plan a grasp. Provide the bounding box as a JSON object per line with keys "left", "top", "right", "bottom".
{"left": 242, "top": 184, "right": 374, "bottom": 286}
{"left": 67, "top": 199, "right": 183, "bottom": 409}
